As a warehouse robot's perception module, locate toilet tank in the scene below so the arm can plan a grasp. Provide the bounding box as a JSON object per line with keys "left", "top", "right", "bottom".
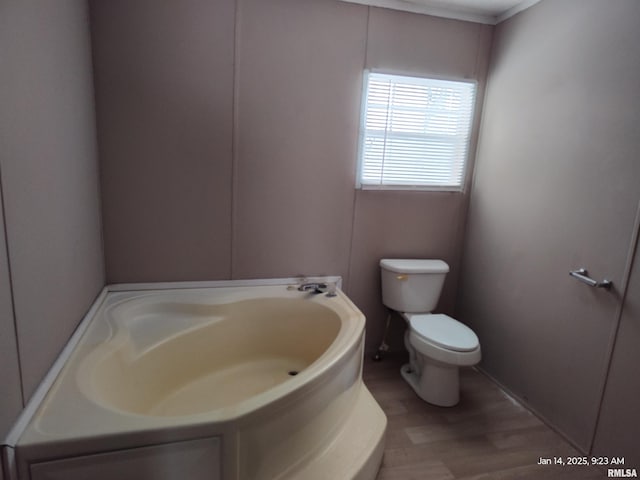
{"left": 380, "top": 259, "right": 449, "bottom": 313}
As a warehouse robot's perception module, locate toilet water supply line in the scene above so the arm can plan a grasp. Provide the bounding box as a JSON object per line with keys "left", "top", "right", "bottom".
{"left": 373, "top": 311, "right": 393, "bottom": 361}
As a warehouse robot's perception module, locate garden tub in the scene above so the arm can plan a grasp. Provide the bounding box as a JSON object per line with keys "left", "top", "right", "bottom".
{"left": 6, "top": 279, "right": 386, "bottom": 480}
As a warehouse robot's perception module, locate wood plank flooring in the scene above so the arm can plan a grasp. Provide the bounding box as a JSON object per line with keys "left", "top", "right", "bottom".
{"left": 363, "top": 353, "right": 605, "bottom": 480}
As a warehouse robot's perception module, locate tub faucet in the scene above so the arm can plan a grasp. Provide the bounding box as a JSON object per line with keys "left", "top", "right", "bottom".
{"left": 297, "top": 282, "right": 338, "bottom": 297}
{"left": 298, "top": 282, "right": 328, "bottom": 294}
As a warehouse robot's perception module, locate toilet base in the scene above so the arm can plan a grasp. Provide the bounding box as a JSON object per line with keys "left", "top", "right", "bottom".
{"left": 400, "top": 360, "right": 460, "bottom": 407}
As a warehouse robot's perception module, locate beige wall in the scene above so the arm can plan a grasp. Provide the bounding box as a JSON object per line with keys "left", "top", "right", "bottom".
{"left": 0, "top": 0, "right": 105, "bottom": 436}
{"left": 460, "top": 0, "right": 640, "bottom": 452}
{"left": 232, "top": 0, "right": 366, "bottom": 281}
{"left": 92, "top": 0, "right": 492, "bottom": 353}
{"left": 90, "top": 0, "right": 235, "bottom": 282}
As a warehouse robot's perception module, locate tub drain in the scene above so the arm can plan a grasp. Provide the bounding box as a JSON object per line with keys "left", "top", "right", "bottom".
{"left": 288, "top": 370, "right": 299, "bottom": 376}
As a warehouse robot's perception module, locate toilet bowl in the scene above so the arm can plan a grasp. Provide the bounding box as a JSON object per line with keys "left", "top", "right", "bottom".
{"left": 401, "top": 313, "right": 480, "bottom": 406}
{"left": 379, "top": 259, "right": 481, "bottom": 407}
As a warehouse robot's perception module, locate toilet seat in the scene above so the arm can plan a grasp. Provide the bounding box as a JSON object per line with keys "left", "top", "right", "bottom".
{"left": 407, "top": 314, "right": 479, "bottom": 352}
{"left": 402, "top": 313, "right": 481, "bottom": 367}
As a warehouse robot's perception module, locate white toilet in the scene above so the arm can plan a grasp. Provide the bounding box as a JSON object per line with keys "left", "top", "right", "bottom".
{"left": 380, "top": 259, "right": 481, "bottom": 407}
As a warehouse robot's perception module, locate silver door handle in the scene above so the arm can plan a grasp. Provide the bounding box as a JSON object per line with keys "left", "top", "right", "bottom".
{"left": 569, "top": 268, "right": 612, "bottom": 289}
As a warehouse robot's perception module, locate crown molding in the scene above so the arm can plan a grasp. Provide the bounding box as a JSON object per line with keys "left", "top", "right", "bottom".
{"left": 496, "top": 0, "right": 541, "bottom": 23}
{"left": 339, "top": 0, "right": 499, "bottom": 25}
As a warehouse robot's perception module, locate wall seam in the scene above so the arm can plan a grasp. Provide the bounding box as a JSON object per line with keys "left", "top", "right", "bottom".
{"left": 230, "top": 0, "right": 241, "bottom": 280}
{"left": 0, "top": 163, "right": 25, "bottom": 407}
{"left": 85, "top": 1, "right": 108, "bottom": 287}
{"left": 345, "top": 5, "right": 370, "bottom": 295}
{"left": 454, "top": 23, "right": 495, "bottom": 316}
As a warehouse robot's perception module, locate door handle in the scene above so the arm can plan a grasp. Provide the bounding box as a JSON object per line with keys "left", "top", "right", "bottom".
{"left": 569, "top": 268, "right": 612, "bottom": 289}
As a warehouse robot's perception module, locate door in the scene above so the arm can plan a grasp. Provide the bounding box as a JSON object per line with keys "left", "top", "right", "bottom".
{"left": 592, "top": 230, "right": 640, "bottom": 466}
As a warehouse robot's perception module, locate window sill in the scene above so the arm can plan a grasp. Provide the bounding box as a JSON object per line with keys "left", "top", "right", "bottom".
{"left": 357, "top": 184, "right": 464, "bottom": 193}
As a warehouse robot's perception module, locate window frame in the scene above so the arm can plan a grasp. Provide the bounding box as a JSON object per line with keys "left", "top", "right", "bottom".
{"left": 356, "top": 70, "right": 478, "bottom": 192}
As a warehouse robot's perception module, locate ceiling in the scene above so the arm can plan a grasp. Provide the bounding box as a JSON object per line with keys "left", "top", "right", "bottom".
{"left": 339, "top": 0, "right": 541, "bottom": 24}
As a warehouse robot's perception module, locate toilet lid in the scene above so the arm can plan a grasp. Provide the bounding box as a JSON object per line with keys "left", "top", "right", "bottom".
{"left": 408, "top": 314, "right": 478, "bottom": 352}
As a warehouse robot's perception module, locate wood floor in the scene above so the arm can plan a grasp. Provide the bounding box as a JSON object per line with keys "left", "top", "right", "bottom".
{"left": 363, "top": 353, "right": 604, "bottom": 480}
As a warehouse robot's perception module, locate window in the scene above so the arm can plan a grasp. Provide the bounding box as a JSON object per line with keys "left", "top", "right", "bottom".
{"left": 357, "top": 72, "right": 477, "bottom": 190}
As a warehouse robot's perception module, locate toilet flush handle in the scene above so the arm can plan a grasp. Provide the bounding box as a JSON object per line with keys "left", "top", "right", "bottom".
{"left": 569, "top": 268, "right": 612, "bottom": 290}
{"left": 396, "top": 274, "right": 408, "bottom": 281}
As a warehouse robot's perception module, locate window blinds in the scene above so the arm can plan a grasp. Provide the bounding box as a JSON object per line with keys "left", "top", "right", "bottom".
{"left": 358, "top": 72, "right": 476, "bottom": 190}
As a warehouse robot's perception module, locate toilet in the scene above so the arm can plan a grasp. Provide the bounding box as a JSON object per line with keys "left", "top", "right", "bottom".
{"left": 380, "top": 259, "right": 481, "bottom": 407}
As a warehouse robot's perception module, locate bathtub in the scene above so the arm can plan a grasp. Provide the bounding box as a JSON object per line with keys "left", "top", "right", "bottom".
{"left": 4, "top": 279, "right": 386, "bottom": 480}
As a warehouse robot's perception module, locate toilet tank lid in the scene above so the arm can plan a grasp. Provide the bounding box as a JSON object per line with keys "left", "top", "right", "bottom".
{"left": 380, "top": 259, "right": 449, "bottom": 274}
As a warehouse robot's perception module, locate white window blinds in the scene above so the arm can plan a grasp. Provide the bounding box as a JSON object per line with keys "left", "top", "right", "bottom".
{"left": 357, "top": 72, "right": 476, "bottom": 190}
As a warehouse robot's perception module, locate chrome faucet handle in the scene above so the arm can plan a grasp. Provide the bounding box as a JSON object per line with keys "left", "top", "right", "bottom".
{"left": 325, "top": 283, "right": 338, "bottom": 297}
